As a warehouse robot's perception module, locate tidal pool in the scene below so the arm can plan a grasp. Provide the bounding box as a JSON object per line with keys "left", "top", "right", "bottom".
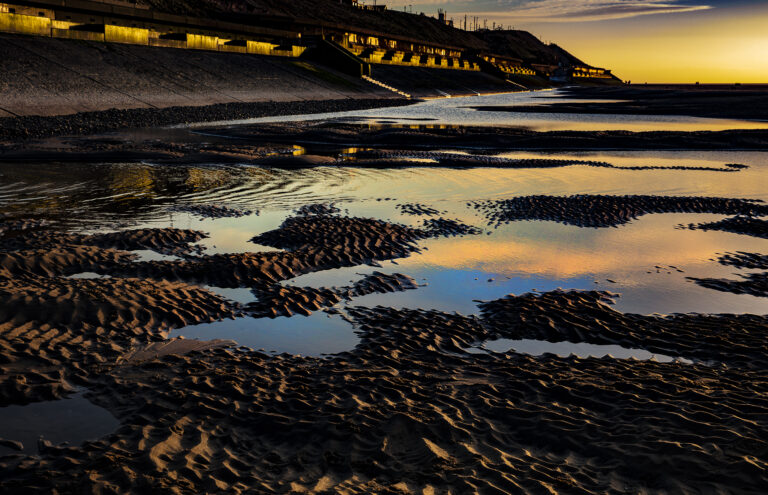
{"left": 0, "top": 392, "right": 119, "bottom": 456}
{"left": 469, "top": 338, "right": 693, "bottom": 364}
{"left": 170, "top": 312, "right": 360, "bottom": 356}
{"left": 1, "top": 148, "right": 766, "bottom": 317}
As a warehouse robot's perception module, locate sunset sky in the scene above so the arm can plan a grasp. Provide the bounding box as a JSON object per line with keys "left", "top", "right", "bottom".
{"left": 385, "top": 0, "right": 768, "bottom": 83}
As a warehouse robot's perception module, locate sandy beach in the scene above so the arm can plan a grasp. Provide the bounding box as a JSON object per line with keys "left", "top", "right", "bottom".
{"left": 1, "top": 84, "right": 767, "bottom": 493}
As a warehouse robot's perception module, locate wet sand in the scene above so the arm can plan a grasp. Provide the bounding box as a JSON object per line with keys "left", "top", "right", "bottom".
{"left": 0, "top": 99, "right": 413, "bottom": 144}
{"left": 1, "top": 92, "right": 767, "bottom": 492}
{"left": 5, "top": 123, "right": 768, "bottom": 168}
{"left": 0, "top": 213, "right": 766, "bottom": 492}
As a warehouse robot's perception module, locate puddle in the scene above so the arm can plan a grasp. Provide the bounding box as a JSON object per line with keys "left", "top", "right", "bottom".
{"left": 130, "top": 250, "right": 182, "bottom": 262}
{"left": 65, "top": 272, "right": 111, "bottom": 279}
{"left": 470, "top": 338, "right": 692, "bottom": 364}
{"left": 282, "top": 264, "right": 394, "bottom": 289}
{"left": 203, "top": 286, "right": 255, "bottom": 305}
{"left": 0, "top": 391, "right": 119, "bottom": 455}
{"left": 170, "top": 312, "right": 359, "bottom": 356}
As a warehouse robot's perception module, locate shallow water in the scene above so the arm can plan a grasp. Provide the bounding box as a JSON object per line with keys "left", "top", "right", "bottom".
{"left": 2, "top": 152, "right": 767, "bottom": 323}
{"left": 0, "top": 392, "right": 119, "bottom": 455}
{"left": 469, "top": 338, "right": 692, "bottom": 364}
{"left": 2, "top": 94, "right": 768, "bottom": 355}
{"left": 192, "top": 90, "right": 768, "bottom": 132}
{"left": 170, "top": 312, "right": 359, "bottom": 356}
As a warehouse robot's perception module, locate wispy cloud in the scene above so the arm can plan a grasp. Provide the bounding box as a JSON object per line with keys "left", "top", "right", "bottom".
{"left": 388, "top": 1, "right": 712, "bottom": 22}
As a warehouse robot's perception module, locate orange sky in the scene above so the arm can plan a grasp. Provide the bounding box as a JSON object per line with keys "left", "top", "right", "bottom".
{"left": 388, "top": 1, "right": 768, "bottom": 83}
{"left": 524, "top": 4, "right": 768, "bottom": 83}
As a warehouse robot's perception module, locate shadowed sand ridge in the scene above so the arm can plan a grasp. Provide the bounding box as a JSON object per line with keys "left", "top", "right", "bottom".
{"left": 473, "top": 195, "right": 768, "bottom": 228}
{"left": 0, "top": 228, "right": 208, "bottom": 257}
{"left": 246, "top": 272, "right": 418, "bottom": 318}
{"left": 477, "top": 290, "right": 768, "bottom": 368}
{"left": 1, "top": 300, "right": 765, "bottom": 493}
{"left": 687, "top": 216, "right": 768, "bottom": 239}
{"left": 0, "top": 187, "right": 767, "bottom": 492}
{"left": 688, "top": 272, "right": 768, "bottom": 298}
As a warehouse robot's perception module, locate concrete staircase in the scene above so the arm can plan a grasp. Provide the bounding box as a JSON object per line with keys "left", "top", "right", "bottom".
{"left": 361, "top": 75, "right": 411, "bottom": 98}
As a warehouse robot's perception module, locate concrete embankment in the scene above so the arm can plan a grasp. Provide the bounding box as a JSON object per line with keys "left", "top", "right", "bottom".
{"left": 369, "top": 65, "right": 518, "bottom": 98}
{"left": 0, "top": 33, "right": 392, "bottom": 117}
{"left": 0, "top": 32, "right": 525, "bottom": 121}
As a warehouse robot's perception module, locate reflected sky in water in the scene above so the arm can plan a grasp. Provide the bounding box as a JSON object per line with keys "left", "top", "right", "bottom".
{"left": 2, "top": 95, "right": 768, "bottom": 355}
{"left": 471, "top": 339, "right": 692, "bottom": 364}
{"left": 0, "top": 392, "right": 119, "bottom": 455}
{"left": 170, "top": 313, "right": 359, "bottom": 356}
{"left": 1, "top": 148, "right": 767, "bottom": 320}
{"left": 190, "top": 90, "right": 768, "bottom": 132}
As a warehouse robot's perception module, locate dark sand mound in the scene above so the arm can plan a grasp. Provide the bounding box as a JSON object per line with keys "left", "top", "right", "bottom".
{"left": 0, "top": 246, "right": 132, "bottom": 278}
{"left": 717, "top": 251, "right": 768, "bottom": 270}
{"left": 0, "top": 275, "right": 238, "bottom": 405}
{"left": 252, "top": 215, "right": 426, "bottom": 255}
{"left": 246, "top": 272, "right": 418, "bottom": 318}
{"left": 253, "top": 214, "right": 480, "bottom": 253}
{"left": 247, "top": 285, "right": 343, "bottom": 318}
{"left": 1, "top": 227, "right": 207, "bottom": 257}
{"left": 3, "top": 298, "right": 763, "bottom": 492}
{"left": 474, "top": 194, "right": 768, "bottom": 228}
{"left": 396, "top": 203, "right": 444, "bottom": 216}
{"left": 687, "top": 215, "right": 768, "bottom": 239}
{"left": 294, "top": 203, "right": 342, "bottom": 217}
{"left": 422, "top": 217, "right": 483, "bottom": 237}
{"left": 0, "top": 277, "right": 237, "bottom": 334}
{"left": 478, "top": 290, "right": 768, "bottom": 368}
{"left": 110, "top": 215, "right": 477, "bottom": 290}
{"left": 112, "top": 251, "right": 311, "bottom": 287}
{"left": 689, "top": 273, "right": 768, "bottom": 299}
{"left": 0, "top": 218, "right": 51, "bottom": 234}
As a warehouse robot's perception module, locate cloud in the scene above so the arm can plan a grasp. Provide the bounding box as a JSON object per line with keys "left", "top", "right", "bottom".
{"left": 389, "top": 1, "right": 712, "bottom": 22}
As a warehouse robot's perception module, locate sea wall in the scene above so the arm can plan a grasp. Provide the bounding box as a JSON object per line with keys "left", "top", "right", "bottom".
{"left": 370, "top": 65, "right": 524, "bottom": 98}
{"left": 0, "top": 7, "right": 306, "bottom": 57}
{"left": 0, "top": 33, "right": 391, "bottom": 117}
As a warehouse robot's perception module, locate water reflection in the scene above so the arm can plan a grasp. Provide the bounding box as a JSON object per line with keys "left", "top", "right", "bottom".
{"left": 192, "top": 90, "right": 768, "bottom": 132}
{"left": 1, "top": 149, "right": 766, "bottom": 317}
{"left": 170, "top": 312, "right": 359, "bottom": 356}
{"left": 0, "top": 392, "right": 119, "bottom": 455}
{"left": 470, "top": 338, "right": 693, "bottom": 364}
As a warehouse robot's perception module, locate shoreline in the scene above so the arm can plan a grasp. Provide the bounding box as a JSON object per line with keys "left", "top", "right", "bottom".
{"left": 0, "top": 98, "right": 414, "bottom": 144}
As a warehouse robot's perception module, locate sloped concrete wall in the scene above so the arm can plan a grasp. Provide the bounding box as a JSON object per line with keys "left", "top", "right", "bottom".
{"left": 0, "top": 33, "right": 391, "bottom": 117}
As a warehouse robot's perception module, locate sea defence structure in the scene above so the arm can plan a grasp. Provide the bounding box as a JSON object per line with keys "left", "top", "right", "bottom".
{"left": 0, "top": 0, "right": 619, "bottom": 115}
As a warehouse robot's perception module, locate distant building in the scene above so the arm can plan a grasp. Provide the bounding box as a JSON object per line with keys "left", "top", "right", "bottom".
{"left": 437, "top": 9, "right": 452, "bottom": 26}
{"left": 346, "top": 1, "right": 386, "bottom": 12}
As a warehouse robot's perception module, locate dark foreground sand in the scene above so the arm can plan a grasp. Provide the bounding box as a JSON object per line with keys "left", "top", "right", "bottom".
{"left": 1, "top": 87, "right": 768, "bottom": 492}
{"left": 0, "top": 202, "right": 767, "bottom": 492}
